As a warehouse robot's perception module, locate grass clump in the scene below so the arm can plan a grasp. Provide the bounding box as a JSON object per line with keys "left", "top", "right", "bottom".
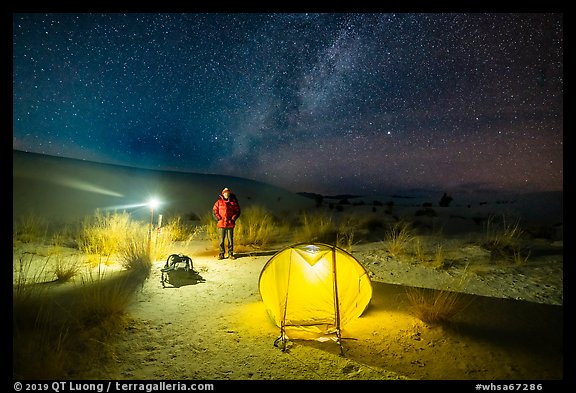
{"left": 120, "top": 238, "right": 152, "bottom": 278}
{"left": 162, "top": 216, "right": 194, "bottom": 242}
{"left": 234, "top": 205, "right": 278, "bottom": 249}
{"left": 482, "top": 215, "right": 528, "bottom": 263}
{"left": 78, "top": 210, "right": 133, "bottom": 258}
{"left": 431, "top": 244, "right": 446, "bottom": 269}
{"left": 77, "top": 210, "right": 158, "bottom": 264}
{"left": 13, "top": 256, "right": 148, "bottom": 379}
{"left": 405, "top": 287, "right": 471, "bottom": 325}
{"left": 54, "top": 256, "right": 81, "bottom": 282}
{"left": 14, "top": 213, "right": 48, "bottom": 244}
{"left": 385, "top": 221, "right": 413, "bottom": 256}
{"left": 293, "top": 211, "right": 337, "bottom": 244}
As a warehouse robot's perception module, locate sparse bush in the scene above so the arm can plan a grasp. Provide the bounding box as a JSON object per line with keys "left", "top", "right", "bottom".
{"left": 13, "top": 296, "right": 70, "bottom": 379}
{"left": 482, "top": 215, "right": 528, "bottom": 263}
{"left": 13, "top": 211, "right": 153, "bottom": 379}
{"left": 234, "top": 205, "right": 277, "bottom": 249}
{"left": 336, "top": 228, "right": 355, "bottom": 252}
{"left": 77, "top": 210, "right": 149, "bottom": 265}
{"left": 385, "top": 221, "right": 413, "bottom": 256}
{"left": 14, "top": 213, "right": 48, "bottom": 243}
{"left": 200, "top": 211, "right": 219, "bottom": 244}
{"left": 54, "top": 256, "right": 81, "bottom": 282}
{"left": 431, "top": 244, "right": 446, "bottom": 269}
{"left": 513, "top": 249, "right": 531, "bottom": 265}
{"left": 293, "top": 211, "right": 337, "bottom": 244}
{"left": 120, "top": 238, "right": 152, "bottom": 277}
{"left": 413, "top": 237, "right": 427, "bottom": 264}
{"left": 13, "top": 255, "right": 51, "bottom": 306}
{"left": 14, "top": 259, "right": 146, "bottom": 379}
{"left": 360, "top": 217, "right": 385, "bottom": 232}
{"left": 405, "top": 287, "right": 471, "bottom": 325}
{"left": 77, "top": 271, "right": 137, "bottom": 328}
{"left": 162, "top": 216, "right": 193, "bottom": 242}
{"left": 150, "top": 215, "right": 200, "bottom": 261}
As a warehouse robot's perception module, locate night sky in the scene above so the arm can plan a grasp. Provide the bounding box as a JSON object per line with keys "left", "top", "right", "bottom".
{"left": 12, "top": 13, "right": 563, "bottom": 196}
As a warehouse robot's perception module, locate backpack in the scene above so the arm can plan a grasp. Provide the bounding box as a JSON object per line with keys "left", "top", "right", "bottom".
{"left": 160, "top": 253, "right": 204, "bottom": 288}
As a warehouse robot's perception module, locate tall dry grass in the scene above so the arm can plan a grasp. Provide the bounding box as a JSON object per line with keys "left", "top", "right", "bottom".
{"left": 234, "top": 205, "right": 280, "bottom": 249}
{"left": 405, "top": 287, "right": 472, "bottom": 325}
{"left": 13, "top": 267, "right": 144, "bottom": 379}
{"left": 405, "top": 261, "right": 474, "bottom": 325}
{"left": 385, "top": 221, "right": 413, "bottom": 256}
{"left": 482, "top": 215, "right": 528, "bottom": 264}
{"left": 13, "top": 213, "right": 48, "bottom": 244}
{"left": 201, "top": 205, "right": 291, "bottom": 252}
{"left": 293, "top": 210, "right": 337, "bottom": 244}
{"left": 13, "top": 211, "right": 153, "bottom": 379}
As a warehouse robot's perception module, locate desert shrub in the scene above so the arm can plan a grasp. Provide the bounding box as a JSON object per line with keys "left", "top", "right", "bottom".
{"left": 149, "top": 215, "right": 200, "bottom": 262}
{"left": 512, "top": 249, "right": 531, "bottom": 265}
{"left": 413, "top": 237, "right": 427, "bottom": 264}
{"left": 54, "top": 256, "right": 81, "bottom": 282}
{"left": 405, "top": 287, "right": 471, "bottom": 325}
{"left": 13, "top": 254, "right": 52, "bottom": 307}
{"left": 77, "top": 271, "right": 138, "bottom": 328}
{"left": 336, "top": 227, "right": 355, "bottom": 252}
{"left": 13, "top": 214, "right": 150, "bottom": 379}
{"left": 13, "top": 261, "right": 145, "bottom": 379}
{"left": 430, "top": 244, "right": 447, "bottom": 269}
{"left": 200, "top": 211, "right": 219, "bottom": 245}
{"left": 385, "top": 221, "right": 413, "bottom": 256}
{"left": 119, "top": 238, "right": 152, "bottom": 277}
{"left": 411, "top": 238, "right": 447, "bottom": 269}
{"left": 49, "top": 224, "right": 79, "bottom": 250}
{"left": 293, "top": 211, "right": 337, "bottom": 244}
{"left": 482, "top": 215, "right": 527, "bottom": 262}
{"left": 234, "top": 205, "right": 278, "bottom": 249}
{"left": 14, "top": 213, "right": 48, "bottom": 243}
{"left": 162, "top": 216, "right": 193, "bottom": 242}
{"left": 77, "top": 210, "right": 148, "bottom": 263}
{"left": 336, "top": 212, "right": 389, "bottom": 251}
{"left": 13, "top": 295, "right": 70, "bottom": 379}
{"left": 360, "top": 216, "right": 385, "bottom": 232}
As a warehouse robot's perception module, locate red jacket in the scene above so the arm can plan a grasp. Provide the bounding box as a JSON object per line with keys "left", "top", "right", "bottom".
{"left": 213, "top": 193, "right": 241, "bottom": 228}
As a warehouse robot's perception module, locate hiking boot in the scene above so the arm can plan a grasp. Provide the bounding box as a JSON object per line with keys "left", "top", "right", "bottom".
{"left": 229, "top": 254, "right": 236, "bottom": 260}
{"left": 218, "top": 254, "right": 225, "bottom": 260}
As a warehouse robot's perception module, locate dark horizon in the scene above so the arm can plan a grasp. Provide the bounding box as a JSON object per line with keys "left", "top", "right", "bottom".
{"left": 12, "top": 148, "right": 563, "bottom": 200}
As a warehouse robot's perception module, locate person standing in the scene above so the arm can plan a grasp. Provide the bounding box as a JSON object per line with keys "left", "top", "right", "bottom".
{"left": 212, "top": 187, "right": 241, "bottom": 259}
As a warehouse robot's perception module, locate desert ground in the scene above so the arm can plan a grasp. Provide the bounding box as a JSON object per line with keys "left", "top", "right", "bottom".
{"left": 12, "top": 151, "right": 563, "bottom": 383}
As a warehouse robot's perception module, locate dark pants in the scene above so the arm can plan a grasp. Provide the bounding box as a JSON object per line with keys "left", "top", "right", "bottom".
{"left": 218, "top": 227, "right": 234, "bottom": 256}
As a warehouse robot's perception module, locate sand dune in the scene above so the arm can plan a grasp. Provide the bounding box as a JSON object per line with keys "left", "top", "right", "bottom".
{"left": 13, "top": 149, "right": 315, "bottom": 226}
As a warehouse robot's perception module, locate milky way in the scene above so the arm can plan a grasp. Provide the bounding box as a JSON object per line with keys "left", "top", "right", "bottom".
{"left": 12, "top": 13, "right": 563, "bottom": 195}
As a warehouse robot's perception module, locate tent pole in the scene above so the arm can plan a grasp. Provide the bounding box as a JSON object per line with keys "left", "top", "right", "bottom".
{"left": 331, "top": 245, "right": 344, "bottom": 356}
{"left": 275, "top": 250, "right": 293, "bottom": 352}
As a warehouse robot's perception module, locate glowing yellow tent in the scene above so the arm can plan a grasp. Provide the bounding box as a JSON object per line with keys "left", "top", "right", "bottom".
{"left": 258, "top": 243, "right": 373, "bottom": 351}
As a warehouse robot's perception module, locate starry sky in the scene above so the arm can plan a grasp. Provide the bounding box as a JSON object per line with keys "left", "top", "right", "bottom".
{"left": 12, "top": 13, "right": 563, "bottom": 196}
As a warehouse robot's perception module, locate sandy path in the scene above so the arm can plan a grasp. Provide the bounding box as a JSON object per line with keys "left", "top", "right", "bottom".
{"left": 87, "top": 242, "right": 404, "bottom": 380}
